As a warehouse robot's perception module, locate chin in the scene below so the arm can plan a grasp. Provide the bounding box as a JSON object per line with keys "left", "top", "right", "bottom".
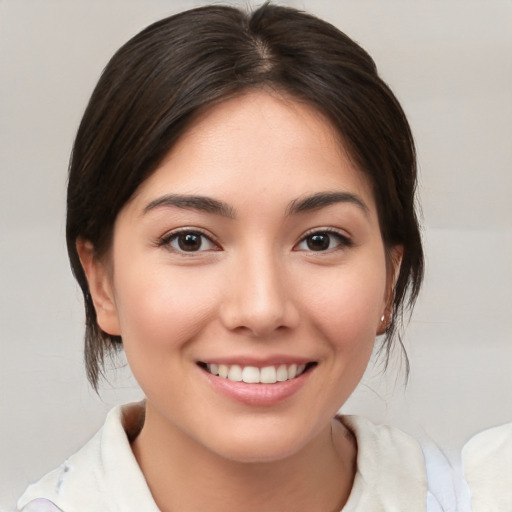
{"left": 216, "top": 440, "right": 305, "bottom": 465}
{"left": 201, "top": 419, "right": 322, "bottom": 465}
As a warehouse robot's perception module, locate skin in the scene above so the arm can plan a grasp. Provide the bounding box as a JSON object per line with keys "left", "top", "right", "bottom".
{"left": 78, "top": 91, "right": 401, "bottom": 512}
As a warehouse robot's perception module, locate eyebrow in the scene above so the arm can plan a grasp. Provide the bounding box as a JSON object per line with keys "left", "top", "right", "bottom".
{"left": 143, "top": 194, "right": 236, "bottom": 219}
{"left": 143, "top": 191, "right": 368, "bottom": 219}
{"left": 286, "top": 191, "right": 369, "bottom": 216}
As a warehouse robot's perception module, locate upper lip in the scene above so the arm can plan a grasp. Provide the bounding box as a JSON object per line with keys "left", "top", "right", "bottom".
{"left": 197, "top": 355, "right": 315, "bottom": 368}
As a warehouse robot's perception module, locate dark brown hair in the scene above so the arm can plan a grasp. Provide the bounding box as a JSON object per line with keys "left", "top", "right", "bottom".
{"left": 66, "top": 3, "right": 423, "bottom": 390}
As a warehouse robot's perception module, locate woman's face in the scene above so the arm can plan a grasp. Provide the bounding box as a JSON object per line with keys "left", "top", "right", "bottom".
{"left": 89, "top": 91, "right": 397, "bottom": 462}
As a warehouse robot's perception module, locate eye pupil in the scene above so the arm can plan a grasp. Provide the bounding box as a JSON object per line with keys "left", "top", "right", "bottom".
{"left": 178, "top": 233, "right": 202, "bottom": 251}
{"left": 307, "top": 233, "right": 330, "bottom": 251}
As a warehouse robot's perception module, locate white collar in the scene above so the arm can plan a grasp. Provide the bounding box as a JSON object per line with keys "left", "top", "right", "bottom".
{"left": 341, "top": 415, "right": 427, "bottom": 511}
{"left": 19, "top": 402, "right": 159, "bottom": 512}
{"left": 19, "top": 404, "right": 428, "bottom": 511}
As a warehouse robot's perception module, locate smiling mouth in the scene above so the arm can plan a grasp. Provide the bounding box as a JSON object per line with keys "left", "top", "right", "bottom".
{"left": 198, "top": 362, "right": 316, "bottom": 384}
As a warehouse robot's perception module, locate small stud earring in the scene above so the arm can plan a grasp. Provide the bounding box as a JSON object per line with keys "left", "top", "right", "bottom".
{"left": 380, "top": 314, "right": 385, "bottom": 323}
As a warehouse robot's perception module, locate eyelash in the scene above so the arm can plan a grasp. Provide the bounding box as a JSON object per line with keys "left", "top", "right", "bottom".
{"left": 157, "top": 228, "right": 219, "bottom": 253}
{"left": 157, "top": 227, "right": 352, "bottom": 254}
{"left": 294, "top": 228, "right": 353, "bottom": 253}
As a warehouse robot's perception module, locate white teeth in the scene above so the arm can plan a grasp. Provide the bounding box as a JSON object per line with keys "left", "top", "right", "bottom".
{"left": 260, "top": 366, "right": 277, "bottom": 384}
{"left": 205, "top": 363, "right": 308, "bottom": 383}
{"left": 228, "top": 365, "right": 243, "bottom": 381}
{"left": 276, "top": 364, "right": 288, "bottom": 382}
{"left": 242, "top": 366, "right": 260, "bottom": 383}
{"left": 288, "top": 364, "right": 297, "bottom": 379}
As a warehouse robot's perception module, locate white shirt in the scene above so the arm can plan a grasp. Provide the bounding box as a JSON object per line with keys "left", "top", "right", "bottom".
{"left": 17, "top": 402, "right": 428, "bottom": 511}
{"left": 462, "top": 422, "right": 512, "bottom": 512}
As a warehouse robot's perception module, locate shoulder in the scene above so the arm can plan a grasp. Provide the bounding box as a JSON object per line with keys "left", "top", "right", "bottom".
{"left": 338, "top": 415, "right": 428, "bottom": 512}
{"left": 462, "top": 422, "right": 512, "bottom": 512}
{"left": 462, "top": 422, "right": 512, "bottom": 467}
{"left": 341, "top": 414, "right": 424, "bottom": 455}
{"left": 16, "top": 402, "right": 158, "bottom": 512}
{"left": 15, "top": 406, "right": 120, "bottom": 511}
{"left": 341, "top": 414, "right": 428, "bottom": 474}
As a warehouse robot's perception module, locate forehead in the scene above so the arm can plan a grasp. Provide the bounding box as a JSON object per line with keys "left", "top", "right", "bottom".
{"left": 129, "top": 90, "right": 376, "bottom": 214}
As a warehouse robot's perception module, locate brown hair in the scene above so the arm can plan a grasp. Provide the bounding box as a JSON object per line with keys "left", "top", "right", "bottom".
{"left": 66, "top": 3, "right": 423, "bottom": 390}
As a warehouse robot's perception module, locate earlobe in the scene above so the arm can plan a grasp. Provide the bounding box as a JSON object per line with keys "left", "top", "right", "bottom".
{"left": 377, "top": 313, "right": 388, "bottom": 336}
{"left": 76, "top": 239, "right": 121, "bottom": 336}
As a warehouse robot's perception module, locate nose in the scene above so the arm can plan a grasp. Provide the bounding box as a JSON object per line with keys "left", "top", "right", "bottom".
{"left": 219, "top": 249, "right": 300, "bottom": 337}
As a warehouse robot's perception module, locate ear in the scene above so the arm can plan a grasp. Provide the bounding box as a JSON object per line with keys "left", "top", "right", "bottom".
{"left": 76, "top": 239, "right": 121, "bottom": 336}
{"left": 378, "top": 245, "right": 403, "bottom": 335}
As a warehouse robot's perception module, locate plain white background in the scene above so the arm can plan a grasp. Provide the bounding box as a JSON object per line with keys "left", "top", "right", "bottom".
{"left": 1, "top": 0, "right": 511, "bottom": 508}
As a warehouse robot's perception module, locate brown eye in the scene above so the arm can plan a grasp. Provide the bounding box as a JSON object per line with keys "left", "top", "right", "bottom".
{"left": 306, "top": 233, "right": 331, "bottom": 251}
{"left": 178, "top": 233, "right": 202, "bottom": 251}
{"left": 296, "top": 230, "right": 352, "bottom": 252}
{"left": 165, "top": 230, "right": 216, "bottom": 252}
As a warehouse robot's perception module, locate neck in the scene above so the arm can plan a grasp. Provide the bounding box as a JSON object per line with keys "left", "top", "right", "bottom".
{"left": 131, "top": 404, "right": 356, "bottom": 512}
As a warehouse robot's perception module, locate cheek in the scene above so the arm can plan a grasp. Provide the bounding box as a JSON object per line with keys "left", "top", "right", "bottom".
{"left": 112, "top": 263, "right": 218, "bottom": 354}
{"left": 304, "top": 259, "right": 387, "bottom": 350}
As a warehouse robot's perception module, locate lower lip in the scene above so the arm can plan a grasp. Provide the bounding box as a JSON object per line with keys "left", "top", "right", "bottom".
{"left": 201, "top": 367, "right": 312, "bottom": 406}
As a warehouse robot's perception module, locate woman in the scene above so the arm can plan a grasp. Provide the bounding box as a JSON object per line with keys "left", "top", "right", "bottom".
{"left": 17, "top": 4, "right": 426, "bottom": 511}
